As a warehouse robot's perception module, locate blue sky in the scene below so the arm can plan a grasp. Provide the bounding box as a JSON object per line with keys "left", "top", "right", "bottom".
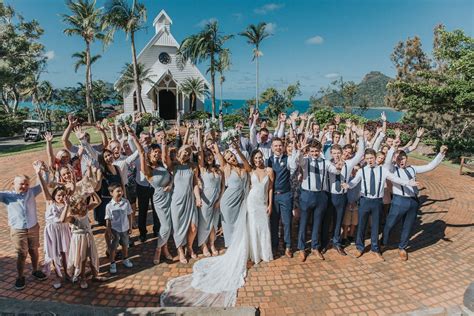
{"left": 9, "top": 0, "right": 474, "bottom": 99}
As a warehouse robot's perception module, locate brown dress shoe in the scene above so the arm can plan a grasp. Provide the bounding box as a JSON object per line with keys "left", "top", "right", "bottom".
{"left": 354, "top": 249, "right": 363, "bottom": 258}
{"left": 399, "top": 249, "right": 408, "bottom": 261}
{"left": 299, "top": 251, "right": 307, "bottom": 262}
{"left": 372, "top": 251, "right": 385, "bottom": 261}
{"left": 312, "top": 249, "right": 325, "bottom": 260}
{"left": 336, "top": 247, "right": 347, "bottom": 256}
{"left": 285, "top": 248, "right": 293, "bottom": 258}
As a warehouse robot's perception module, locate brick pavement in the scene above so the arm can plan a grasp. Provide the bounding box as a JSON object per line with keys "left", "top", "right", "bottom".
{"left": 0, "top": 150, "right": 472, "bottom": 315}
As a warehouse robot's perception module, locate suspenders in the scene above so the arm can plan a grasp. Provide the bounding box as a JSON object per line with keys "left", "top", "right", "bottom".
{"left": 306, "top": 158, "right": 325, "bottom": 191}
{"left": 362, "top": 166, "right": 383, "bottom": 198}
{"left": 396, "top": 166, "right": 416, "bottom": 196}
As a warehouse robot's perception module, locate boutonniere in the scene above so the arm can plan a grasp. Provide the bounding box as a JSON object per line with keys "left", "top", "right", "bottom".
{"left": 280, "top": 160, "right": 285, "bottom": 167}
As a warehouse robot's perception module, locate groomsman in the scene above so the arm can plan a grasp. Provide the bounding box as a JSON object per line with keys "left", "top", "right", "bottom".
{"left": 382, "top": 145, "right": 447, "bottom": 260}
{"left": 268, "top": 137, "right": 297, "bottom": 258}
{"left": 342, "top": 148, "right": 418, "bottom": 260}
{"left": 323, "top": 128, "right": 365, "bottom": 255}
{"left": 295, "top": 140, "right": 342, "bottom": 262}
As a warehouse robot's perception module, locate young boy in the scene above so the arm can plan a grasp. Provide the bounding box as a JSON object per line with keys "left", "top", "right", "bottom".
{"left": 105, "top": 183, "right": 133, "bottom": 274}
{"left": 0, "top": 165, "right": 48, "bottom": 290}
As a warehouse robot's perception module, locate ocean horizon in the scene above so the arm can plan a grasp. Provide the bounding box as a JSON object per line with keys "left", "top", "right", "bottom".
{"left": 19, "top": 99, "right": 404, "bottom": 122}
{"left": 204, "top": 99, "right": 404, "bottom": 122}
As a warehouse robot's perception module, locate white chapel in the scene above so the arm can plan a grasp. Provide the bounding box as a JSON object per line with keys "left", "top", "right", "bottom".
{"left": 117, "top": 10, "right": 209, "bottom": 119}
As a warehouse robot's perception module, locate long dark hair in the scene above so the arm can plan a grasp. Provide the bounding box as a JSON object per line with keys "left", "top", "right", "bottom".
{"left": 203, "top": 148, "right": 218, "bottom": 172}
{"left": 249, "top": 149, "right": 264, "bottom": 169}
{"left": 98, "top": 149, "right": 114, "bottom": 173}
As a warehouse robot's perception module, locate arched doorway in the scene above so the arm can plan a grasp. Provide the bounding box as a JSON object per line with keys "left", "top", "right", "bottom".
{"left": 158, "top": 90, "right": 176, "bottom": 120}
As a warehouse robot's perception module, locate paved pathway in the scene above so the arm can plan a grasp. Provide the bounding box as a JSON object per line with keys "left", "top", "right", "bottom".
{"left": 0, "top": 151, "right": 472, "bottom": 315}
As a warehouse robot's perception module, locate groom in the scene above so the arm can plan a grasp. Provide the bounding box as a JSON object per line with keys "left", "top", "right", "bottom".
{"left": 268, "top": 137, "right": 297, "bottom": 258}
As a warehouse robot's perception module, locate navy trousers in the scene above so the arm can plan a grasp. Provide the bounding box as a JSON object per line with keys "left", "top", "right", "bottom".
{"left": 298, "top": 190, "right": 328, "bottom": 250}
{"left": 382, "top": 195, "right": 419, "bottom": 249}
{"left": 356, "top": 197, "right": 382, "bottom": 252}
{"left": 270, "top": 191, "right": 293, "bottom": 249}
{"left": 329, "top": 193, "right": 347, "bottom": 248}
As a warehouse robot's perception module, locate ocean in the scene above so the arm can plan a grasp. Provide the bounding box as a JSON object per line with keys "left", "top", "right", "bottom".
{"left": 205, "top": 99, "right": 404, "bottom": 122}
{"left": 19, "top": 99, "right": 404, "bottom": 122}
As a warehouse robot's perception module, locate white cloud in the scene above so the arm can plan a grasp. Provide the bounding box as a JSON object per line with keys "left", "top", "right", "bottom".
{"left": 254, "top": 3, "right": 284, "bottom": 14}
{"left": 305, "top": 35, "right": 324, "bottom": 45}
{"left": 44, "top": 50, "right": 55, "bottom": 60}
{"left": 325, "top": 73, "right": 341, "bottom": 79}
{"left": 195, "top": 17, "right": 218, "bottom": 28}
{"left": 265, "top": 22, "right": 277, "bottom": 34}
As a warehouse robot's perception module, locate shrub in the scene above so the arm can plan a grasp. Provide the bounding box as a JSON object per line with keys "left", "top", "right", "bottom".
{"left": 183, "top": 111, "right": 210, "bottom": 121}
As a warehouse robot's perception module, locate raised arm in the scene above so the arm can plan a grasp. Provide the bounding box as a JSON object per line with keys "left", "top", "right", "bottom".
{"left": 161, "top": 137, "right": 173, "bottom": 171}
{"left": 212, "top": 143, "right": 226, "bottom": 169}
{"left": 33, "top": 160, "right": 52, "bottom": 201}
{"left": 403, "top": 128, "right": 424, "bottom": 153}
{"left": 233, "top": 143, "right": 252, "bottom": 172}
{"left": 62, "top": 115, "right": 79, "bottom": 151}
{"left": 126, "top": 125, "right": 151, "bottom": 178}
{"left": 197, "top": 127, "right": 205, "bottom": 168}
{"left": 413, "top": 145, "right": 447, "bottom": 174}
{"left": 183, "top": 122, "right": 191, "bottom": 145}
{"left": 249, "top": 112, "right": 258, "bottom": 148}
{"left": 95, "top": 123, "right": 109, "bottom": 149}
{"left": 44, "top": 132, "right": 55, "bottom": 169}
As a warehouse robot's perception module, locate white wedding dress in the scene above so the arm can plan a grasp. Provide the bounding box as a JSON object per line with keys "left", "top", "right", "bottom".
{"left": 160, "top": 171, "right": 273, "bottom": 307}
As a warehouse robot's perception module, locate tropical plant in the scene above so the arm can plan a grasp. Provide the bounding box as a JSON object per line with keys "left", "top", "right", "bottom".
{"left": 72, "top": 51, "right": 102, "bottom": 73}
{"left": 115, "top": 63, "right": 155, "bottom": 96}
{"left": 177, "top": 20, "right": 233, "bottom": 118}
{"left": 62, "top": 0, "right": 112, "bottom": 123}
{"left": 23, "top": 75, "right": 53, "bottom": 120}
{"left": 179, "top": 77, "right": 209, "bottom": 112}
{"left": 216, "top": 48, "right": 231, "bottom": 112}
{"left": 261, "top": 82, "right": 301, "bottom": 119}
{"left": 239, "top": 22, "right": 271, "bottom": 112}
{"left": 104, "top": 0, "right": 147, "bottom": 112}
{"left": 0, "top": 3, "right": 46, "bottom": 115}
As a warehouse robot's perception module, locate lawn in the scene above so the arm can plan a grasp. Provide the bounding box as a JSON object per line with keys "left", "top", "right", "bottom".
{"left": 0, "top": 127, "right": 104, "bottom": 158}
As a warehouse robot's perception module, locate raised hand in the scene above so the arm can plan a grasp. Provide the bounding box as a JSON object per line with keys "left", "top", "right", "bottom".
{"left": 43, "top": 131, "right": 53, "bottom": 143}
{"left": 133, "top": 112, "right": 143, "bottom": 123}
{"left": 32, "top": 160, "right": 43, "bottom": 174}
{"left": 95, "top": 122, "right": 105, "bottom": 132}
{"left": 393, "top": 138, "right": 401, "bottom": 148}
{"left": 67, "top": 114, "right": 79, "bottom": 127}
{"left": 416, "top": 127, "right": 425, "bottom": 138}
{"left": 440, "top": 145, "right": 448, "bottom": 154}
{"left": 290, "top": 111, "right": 299, "bottom": 121}
{"left": 334, "top": 114, "right": 341, "bottom": 125}
{"left": 394, "top": 128, "right": 401, "bottom": 138}
{"left": 124, "top": 124, "right": 135, "bottom": 136}
{"left": 355, "top": 126, "right": 364, "bottom": 137}
{"left": 73, "top": 126, "right": 86, "bottom": 140}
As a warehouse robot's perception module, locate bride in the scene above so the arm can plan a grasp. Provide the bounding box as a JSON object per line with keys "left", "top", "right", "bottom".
{"left": 161, "top": 147, "right": 274, "bottom": 307}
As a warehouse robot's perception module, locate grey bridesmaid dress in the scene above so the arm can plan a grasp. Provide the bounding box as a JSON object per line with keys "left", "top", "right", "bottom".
{"left": 220, "top": 170, "right": 248, "bottom": 247}
{"left": 148, "top": 166, "right": 172, "bottom": 248}
{"left": 170, "top": 164, "right": 197, "bottom": 248}
{"left": 197, "top": 169, "right": 222, "bottom": 246}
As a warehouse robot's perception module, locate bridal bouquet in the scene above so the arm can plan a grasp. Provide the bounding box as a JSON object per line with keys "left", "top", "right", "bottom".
{"left": 204, "top": 117, "right": 219, "bottom": 131}
{"left": 152, "top": 118, "right": 168, "bottom": 131}
{"left": 221, "top": 128, "right": 239, "bottom": 145}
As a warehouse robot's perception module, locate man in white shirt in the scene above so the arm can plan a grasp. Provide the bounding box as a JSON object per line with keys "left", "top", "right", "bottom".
{"left": 342, "top": 148, "right": 418, "bottom": 260}
{"left": 381, "top": 145, "right": 447, "bottom": 261}
{"left": 294, "top": 140, "right": 342, "bottom": 262}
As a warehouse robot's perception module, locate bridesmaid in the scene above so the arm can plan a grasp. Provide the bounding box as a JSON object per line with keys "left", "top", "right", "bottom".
{"left": 164, "top": 126, "right": 201, "bottom": 264}
{"left": 213, "top": 141, "right": 252, "bottom": 247}
{"left": 127, "top": 126, "right": 173, "bottom": 265}
{"left": 196, "top": 127, "right": 224, "bottom": 257}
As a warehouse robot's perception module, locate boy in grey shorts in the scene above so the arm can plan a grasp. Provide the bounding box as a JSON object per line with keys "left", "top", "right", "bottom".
{"left": 105, "top": 183, "right": 133, "bottom": 274}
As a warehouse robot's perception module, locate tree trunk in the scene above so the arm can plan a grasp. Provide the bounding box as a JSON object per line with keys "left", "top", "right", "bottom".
{"left": 210, "top": 52, "right": 216, "bottom": 118}
{"left": 87, "top": 48, "right": 96, "bottom": 122}
{"left": 219, "top": 78, "right": 223, "bottom": 113}
{"left": 191, "top": 93, "right": 196, "bottom": 112}
{"left": 131, "top": 32, "right": 146, "bottom": 113}
{"left": 256, "top": 54, "right": 259, "bottom": 111}
{"left": 85, "top": 42, "right": 93, "bottom": 123}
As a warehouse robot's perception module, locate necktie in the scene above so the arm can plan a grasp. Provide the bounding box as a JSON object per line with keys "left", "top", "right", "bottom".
{"left": 403, "top": 168, "right": 419, "bottom": 194}
{"left": 315, "top": 159, "right": 322, "bottom": 191}
{"left": 370, "top": 167, "right": 376, "bottom": 196}
{"left": 335, "top": 174, "right": 341, "bottom": 192}
{"left": 275, "top": 156, "right": 280, "bottom": 166}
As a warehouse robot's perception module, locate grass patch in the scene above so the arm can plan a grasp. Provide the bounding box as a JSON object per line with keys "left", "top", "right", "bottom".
{"left": 0, "top": 127, "right": 104, "bottom": 158}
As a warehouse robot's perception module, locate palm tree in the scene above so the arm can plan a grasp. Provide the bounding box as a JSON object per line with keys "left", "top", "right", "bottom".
{"left": 62, "top": 0, "right": 111, "bottom": 123}
{"left": 178, "top": 21, "right": 233, "bottom": 118}
{"left": 104, "top": 0, "right": 147, "bottom": 112}
{"left": 72, "top": 51, "right": 102, "bottom": 73}
{"left": 239, "top": 22, "right": 270, "bottom": 111}
{"left": 216, "top": 48, "right": 231, "bottom": 113}
{"left": 179, "top": 77, "right": 209, "bottom": 112}
{"left": 24, "top": 75, "right": 53, "bottom": 121}
{"left": 116, "top": 63, "right": 155, "bottom": 97}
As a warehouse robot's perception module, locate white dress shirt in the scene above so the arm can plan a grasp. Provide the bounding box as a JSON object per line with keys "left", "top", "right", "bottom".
{"left": 346, "top": 165, "right": 414, "bottom": 199}
{"left": 389, "top": 152, "right": 444, "bottom": 197}
{"left": 105, "top": 198, "right": 132, "bottom": 233}
{"left": 294, "top": 151, "right": 340, "bottom": 192}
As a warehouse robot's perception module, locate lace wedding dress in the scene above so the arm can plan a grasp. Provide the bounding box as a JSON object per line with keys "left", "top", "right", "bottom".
{"left": 160, "top": 171, "right": 273, "bottom": 307}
